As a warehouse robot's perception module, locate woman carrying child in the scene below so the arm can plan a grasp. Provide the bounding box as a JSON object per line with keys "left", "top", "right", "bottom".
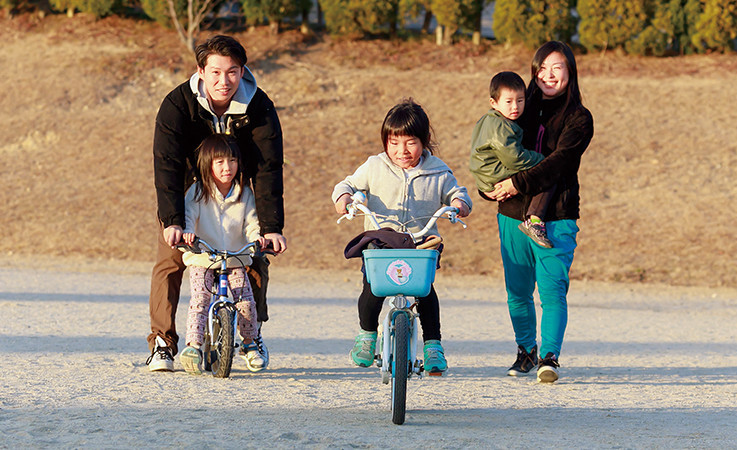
{"left": 487, "top": 42, "right": 594, "bottom": 383}
{"left": 179, "top": 134, "right": 267, "bottom": 375}
{"left": 332, "top": 99, "right": 472, "bottom": 376}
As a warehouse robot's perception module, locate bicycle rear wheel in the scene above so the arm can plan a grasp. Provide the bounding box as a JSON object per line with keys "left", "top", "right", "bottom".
{"left": 204, "top": 306, "right": 235, "bottom": 378}
{"left": 391, "top": 313, "right": 409, "bottom": 425}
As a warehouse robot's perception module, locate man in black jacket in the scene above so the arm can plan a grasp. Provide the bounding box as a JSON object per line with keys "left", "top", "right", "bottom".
{"left": 146, "top": 35, "right": 287, "bottom": 372}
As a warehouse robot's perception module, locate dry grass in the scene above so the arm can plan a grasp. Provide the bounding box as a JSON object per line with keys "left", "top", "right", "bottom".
{"left": 1, "top": 14, "right": 735, "bottom": 288}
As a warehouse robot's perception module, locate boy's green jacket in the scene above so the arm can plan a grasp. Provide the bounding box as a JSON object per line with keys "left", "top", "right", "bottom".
{"left": 469, "top": 109, "right": 543, "bottom": 193}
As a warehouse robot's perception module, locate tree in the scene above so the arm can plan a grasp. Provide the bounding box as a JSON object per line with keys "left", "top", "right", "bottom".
{"left": 493, "top": 0, "right": 526, "bottom": 45}
{"left": 321, "top": 0, "right": 399, "bottom": 37}
{"left": 141, "top": 0, "right": 221, "bottom": 51}
{"left": 579, "top": 0, "right": 649, "bottom": 52}
{"left": 431, "top": 0, "right": 487, "bottom": 45}
{"left": 691, "top": 0, "right": 737, "bottom": 52}
{"left": 240, "top": 0, "right": 312, "bottom": 34}
{"left": 625, "top": 0, "right": 701, "bottom": 55}
{"left": 494, "top": 0, "right": 576, "bottom": 48}
{"left": 49, "top": 0, "right": 118, "bottom": 17}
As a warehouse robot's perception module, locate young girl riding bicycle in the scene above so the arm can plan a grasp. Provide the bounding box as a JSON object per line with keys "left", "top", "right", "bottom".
{"left": 179, "top": 134, "right": 267, "bottom": 375}
{"left": 332, "top": 99, "right": 472, "bottom": 375}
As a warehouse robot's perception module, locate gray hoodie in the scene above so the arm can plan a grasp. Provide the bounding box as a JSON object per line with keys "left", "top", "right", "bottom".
{"left": 332, "top": 150, "right": 472, "bottom": 237}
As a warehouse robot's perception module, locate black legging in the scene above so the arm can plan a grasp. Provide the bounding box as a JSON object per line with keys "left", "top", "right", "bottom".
{"left": 357, "top": 272, "right": 441, "bottom": 342}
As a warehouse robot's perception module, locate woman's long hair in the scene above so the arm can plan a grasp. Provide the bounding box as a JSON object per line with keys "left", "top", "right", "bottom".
{"left": 194, "top": 134, "right": 243, "bottom": 203}
{"left": 527, "top": 41, "right": 583, "bottom": 132}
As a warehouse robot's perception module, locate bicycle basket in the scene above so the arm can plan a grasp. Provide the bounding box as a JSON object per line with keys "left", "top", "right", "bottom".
{"left": 363, "top": 248, "right": 439, "bottom": 297}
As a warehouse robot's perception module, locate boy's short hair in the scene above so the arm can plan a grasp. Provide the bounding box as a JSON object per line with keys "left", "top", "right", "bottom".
{"left": 195, "top": 35, "right": 248, "bottom": 69}
{"left": 489, "top": 71, "right": 526, "bottom": 100}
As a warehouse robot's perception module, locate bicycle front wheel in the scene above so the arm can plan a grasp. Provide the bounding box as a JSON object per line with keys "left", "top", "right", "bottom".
{"left": 391, "top": 313, "right": 409, "bottom": 425}
{"left": 206, "top": 306, "right": 235, "bottom": 378}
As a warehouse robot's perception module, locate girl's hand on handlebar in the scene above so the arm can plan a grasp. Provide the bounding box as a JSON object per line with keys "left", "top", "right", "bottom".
{"left": 334, "top": 193, "right": 351, "bottom": 215}
{"left": 451, "top": 199, "right": 471, "bottom": 218}
{"left": 183, "top": 232, "right": 197, "bottom": 246}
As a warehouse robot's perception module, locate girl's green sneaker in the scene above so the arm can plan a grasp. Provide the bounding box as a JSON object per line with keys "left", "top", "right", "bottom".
{"left": 180, "top": 345, "right": 203, "bottom": 375}
{"left": 350, "top": 330, "right": 377, "bottom": 367}
{"left": 423, "top": 340, "right": 447, "bottom": 376}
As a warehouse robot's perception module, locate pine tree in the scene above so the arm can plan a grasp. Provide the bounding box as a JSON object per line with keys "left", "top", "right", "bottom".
{"left": 240, "top": 0, "right": 312, "bottom": 34}
{"left": 494, "top": 0, "right": 576, "bottom": 48}
{"left": 321, "top": 0, "right": 399, "bottom": 37}
{"left": 692, "top": 0, "right": 737, "bottom": 52}
{"left": 579, "top": 0, "right": 649, "bottom": 51}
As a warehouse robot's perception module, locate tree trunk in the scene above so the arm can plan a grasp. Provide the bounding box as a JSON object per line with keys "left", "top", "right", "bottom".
{"left": 435, "top": 25, "right": 443, "bottom": 45}
{"left": 300, "top": 8, "right": 310, "bottom": 34}
{"left": 422, "top": 10, "right": 432, "bottom": 34}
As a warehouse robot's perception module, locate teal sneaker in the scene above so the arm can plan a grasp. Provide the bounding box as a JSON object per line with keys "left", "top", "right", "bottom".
{"left": 180, "top": 345, "right": 203, "bottom": 375}
{"left": 350, "top": 330, "right": 377, "bottom": 367}
{"left": 423, "top": 340, "right": 447, "bottom": 376}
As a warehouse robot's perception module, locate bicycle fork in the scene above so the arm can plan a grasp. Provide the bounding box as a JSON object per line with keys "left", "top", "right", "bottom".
{"left": 378, "top": 295, "right": 423, "bottom": 379}
{"left": 207, "top": 269, "right": 238, "bottom": 347}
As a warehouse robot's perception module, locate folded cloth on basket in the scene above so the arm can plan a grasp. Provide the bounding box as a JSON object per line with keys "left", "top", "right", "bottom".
{"left": 344, "top": 228, "right": 444, "bottom": 267}
{"left": 344, "top": 228, "right": 415, "bottom": 259}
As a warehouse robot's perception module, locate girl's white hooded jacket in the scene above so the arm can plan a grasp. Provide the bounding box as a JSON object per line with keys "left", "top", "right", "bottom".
{"left": 332, "top": 150, "right": 472, "bottom": 237}
{"left": 182, "top": 182, "right": 261, "bottom": 268}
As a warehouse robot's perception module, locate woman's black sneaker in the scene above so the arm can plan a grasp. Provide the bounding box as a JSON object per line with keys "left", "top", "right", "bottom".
{"left": 507, "top": 345, "right": 538, "bottom": 376}
{"left": 536, "top": 352, "right": 560, "bottom": 383}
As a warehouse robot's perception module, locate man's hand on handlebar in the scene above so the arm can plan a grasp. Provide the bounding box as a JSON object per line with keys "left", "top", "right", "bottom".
{"left": 263, "top": 233, "right": 287, "bottom": 254}
{"left": 163, "top": 225, "right": 183, "bottom": 248}
{"left": 451, "top": 199, "right": 471, "bottom": 218}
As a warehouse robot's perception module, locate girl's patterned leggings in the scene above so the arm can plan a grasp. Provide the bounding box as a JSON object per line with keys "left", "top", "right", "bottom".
{"left": 185, "top": 266, "right": 258, "bottom": 347}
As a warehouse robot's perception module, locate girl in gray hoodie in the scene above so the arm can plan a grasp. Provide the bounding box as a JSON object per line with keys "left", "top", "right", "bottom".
{"left": 332, "top": 99, "right": 472, "bottom": 375}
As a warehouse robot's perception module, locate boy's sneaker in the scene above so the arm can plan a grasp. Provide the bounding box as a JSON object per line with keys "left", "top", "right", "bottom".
{"left": 254, "top": 324, "right": 269, "bottom": 369}
{"left": 180, "top": 345, "right": 203, "bottom": 375}
{"left": 239, "top": 342, "right": 266, "bottom": 372}
{"left": 518, "top": 219, "right": 554, "bottom": 248}
{"left": 146, "top": 336, "right": 174, "bottom": 372}
{"left": 507, "top": 344, "right": 538, "bottom": 376}
{"left": 423, "top": 340, "right": 447, "bottom": 376}
{"left": 350, "top": 330, "right": 377, "bottom": 367}
{"left": 537, "top": 352, "right": 560, "bottom": 383}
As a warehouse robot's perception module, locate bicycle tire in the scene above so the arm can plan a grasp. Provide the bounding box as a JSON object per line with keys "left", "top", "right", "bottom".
{"left": 391, "top": 313, "right": 409, "bottom": 425}
{"left": 209, "top": 306, "right": 235, "bottom": 378}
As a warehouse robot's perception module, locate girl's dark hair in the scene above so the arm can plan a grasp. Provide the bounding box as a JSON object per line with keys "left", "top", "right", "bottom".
{"left": 380, "top": 98, "right": 437, "bottom": 155}
{"left": 490, "top": 71, "right": 526, "bottom": 100}
{"left": 195, "top": 35, "right": 248, "bottom": 69}
{"left": 195, "top": 134, "right": 243, "bottom": 203}
{"left": 527, "top": 41, "right": 583, "bottom": 131}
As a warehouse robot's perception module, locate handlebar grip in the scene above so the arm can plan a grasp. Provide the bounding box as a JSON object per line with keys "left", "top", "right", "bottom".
{"left": 256, "top": 241, "right": 278, "bottom": 257}
{"left": 174, "top": 236, "right": 202, "bottom": 254}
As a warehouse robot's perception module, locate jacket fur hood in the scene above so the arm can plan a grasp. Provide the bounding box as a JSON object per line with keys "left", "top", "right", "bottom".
{"left": 189, "top": 66, "right": 259, "bottom": 116}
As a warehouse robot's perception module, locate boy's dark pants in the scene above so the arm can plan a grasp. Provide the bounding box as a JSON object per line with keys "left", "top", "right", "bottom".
{"left": 358, "top": 273, "right": 441, "bottom": 342}
{"left": 147, "top": 226, "right": 269, "bottom": 354}
{"left": 527, "top": 185, "right": 556, "bottom": 218}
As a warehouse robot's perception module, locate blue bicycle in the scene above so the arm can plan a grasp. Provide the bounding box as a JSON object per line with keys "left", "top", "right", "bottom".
{"left": 177, "top": 237, "right": 271, "bottom": 378}
{"left": 339, "top": 192, "right": 466, "bottom": 424}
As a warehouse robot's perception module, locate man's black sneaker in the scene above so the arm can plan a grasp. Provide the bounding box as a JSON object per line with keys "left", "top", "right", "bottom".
{"left": 536, "top": 352, "right": 560, "bottom": 383}
{"left": 507, "top": 345, "right": 538, "bottom": 376}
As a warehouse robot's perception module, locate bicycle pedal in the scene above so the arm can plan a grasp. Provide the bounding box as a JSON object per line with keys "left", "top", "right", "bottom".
{"left": 426, "top": 371, "right": 444, "bottom": 377}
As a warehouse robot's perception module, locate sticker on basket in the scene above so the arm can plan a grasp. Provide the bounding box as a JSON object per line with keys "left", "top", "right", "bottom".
{"left": 386, "top": 259, "right": 412, "bottom": 285}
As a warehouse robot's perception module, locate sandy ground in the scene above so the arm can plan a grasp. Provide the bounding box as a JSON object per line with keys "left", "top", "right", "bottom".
{"left": 1, "top": 260, "right": 736, "bottom": 448}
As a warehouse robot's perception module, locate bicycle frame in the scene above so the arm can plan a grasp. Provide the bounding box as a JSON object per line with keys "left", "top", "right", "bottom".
{"left": 207, "top": 257, "right": 239, "bottom": 349}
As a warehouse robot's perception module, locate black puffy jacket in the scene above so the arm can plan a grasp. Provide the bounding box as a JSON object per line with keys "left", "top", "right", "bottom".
{"left": 153, "top": 79, "right": 284, "bottom": 235}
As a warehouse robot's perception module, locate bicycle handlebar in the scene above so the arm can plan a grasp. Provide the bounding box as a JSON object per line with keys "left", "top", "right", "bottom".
{"left": 176, "top": 237, "right": 274, "bottom": 258}
{"left": 337, "top": 192, "right": 467, "bottom": 241}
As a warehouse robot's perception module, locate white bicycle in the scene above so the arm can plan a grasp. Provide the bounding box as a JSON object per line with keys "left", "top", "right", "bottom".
{"left": 338, "top": 192, "right": 466, "bottom": 425}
